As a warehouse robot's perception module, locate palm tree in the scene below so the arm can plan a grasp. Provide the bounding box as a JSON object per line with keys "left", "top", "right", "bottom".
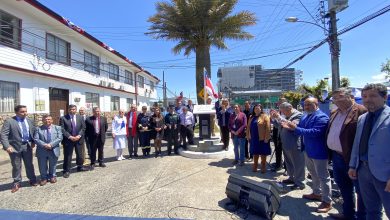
{"left": 382, "top": 59, "right": 390, "bottom": 79}
{"left": 147, "top": 0, "right": 256, "bottom": 104}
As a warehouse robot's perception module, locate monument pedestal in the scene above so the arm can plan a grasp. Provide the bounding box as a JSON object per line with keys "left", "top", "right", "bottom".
{"left": 178, "top": 104, "right": 233, "bottom": 159}
{"left": 198, "top": 113, "right": 211, "bottom": 140}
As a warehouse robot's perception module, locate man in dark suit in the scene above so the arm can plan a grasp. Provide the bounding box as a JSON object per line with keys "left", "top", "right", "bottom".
{"left": 326, "top": 88, "right": 367, "bottom": 220}
{"left": 60, "top": 104, "right": 87, "bottom": 178}
{"left": 0, "top": 105, "right": 38, "bottom": 192}
{"left": 271, "top": 97, "right": 287, "bottom": 171}
{"left": 85, "top": 107, "right": 108, "bottom": 170}
{"left": 243, "top": 101, "right": 252, "bottom": 160}
{"left": 349, "top": 83, "right": 390, "bottom": 219}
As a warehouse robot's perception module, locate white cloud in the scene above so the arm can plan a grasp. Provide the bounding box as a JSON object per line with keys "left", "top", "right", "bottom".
{"left": 371, "top": 72, "right": 387, "bottom": 82}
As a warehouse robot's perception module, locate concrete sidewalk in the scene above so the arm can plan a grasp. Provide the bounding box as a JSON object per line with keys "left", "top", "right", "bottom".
{"left": 0, "top": 137, "right": 351, "bottom": 220}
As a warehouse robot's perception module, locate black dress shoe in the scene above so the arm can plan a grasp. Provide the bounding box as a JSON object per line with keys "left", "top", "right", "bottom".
{"left": 99, "top": 163, "right": 106, "bottom": 168}
{"left": 89, "top": 165, "right": 95, "bottom": 171}
{"left": 134, "top": 154, "right": 139, "bottom": 157}
{"left": 63, "top": 172, "right": 70, "bottom": 178}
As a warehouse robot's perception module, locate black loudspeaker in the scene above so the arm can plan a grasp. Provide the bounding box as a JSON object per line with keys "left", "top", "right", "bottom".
{"left": 226, "top": 174, "right": 281, "bottom": 219}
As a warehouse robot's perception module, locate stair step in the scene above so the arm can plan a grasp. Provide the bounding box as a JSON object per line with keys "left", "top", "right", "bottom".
{"left": 187, "top": 144, "right": 224, "bottom": 152}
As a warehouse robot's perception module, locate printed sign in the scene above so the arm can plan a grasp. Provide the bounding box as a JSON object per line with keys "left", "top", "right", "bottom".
{"left": 193, "top": 105, "right": 215, "bottom": 114}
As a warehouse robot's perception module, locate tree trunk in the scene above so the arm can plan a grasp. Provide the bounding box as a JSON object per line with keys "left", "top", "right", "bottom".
{"left": 195, "top": 44, "right": 211, "bottom": 104}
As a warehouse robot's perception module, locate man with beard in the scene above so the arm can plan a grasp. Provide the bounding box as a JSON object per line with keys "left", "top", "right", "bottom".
{"left": 349, "top": 83, "right": 390, "bottom": 219}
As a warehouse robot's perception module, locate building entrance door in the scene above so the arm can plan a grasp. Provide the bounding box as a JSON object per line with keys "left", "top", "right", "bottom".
{"left": 49, "top": 87, "right": 69, "bottom": 124}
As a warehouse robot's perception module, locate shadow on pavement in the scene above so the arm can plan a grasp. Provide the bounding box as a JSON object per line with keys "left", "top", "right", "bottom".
{"left": 277, "top": 195, "right": 334, "bottom": 219}
{"left": 208, "top": 158, "right": 281, "bottom": 181}
{"left": 0, "top": 180, "right": 36, "bottom": 192}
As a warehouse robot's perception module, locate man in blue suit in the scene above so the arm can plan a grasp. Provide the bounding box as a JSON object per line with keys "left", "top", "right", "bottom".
{"left": 34, "top": 115, "right": 63, "bottom": 185}
{"left": 349, "top": 83, "right": 390, "bottom": 219}
{"left": 282, "top": 97, "right": 331, "bottom": 213}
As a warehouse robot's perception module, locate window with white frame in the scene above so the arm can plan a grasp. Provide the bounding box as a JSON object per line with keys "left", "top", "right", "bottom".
{"left": 108, "top": 63, "right": 119, "bottom": 81}
{"left": 34, "top": 88, "right": 45, "bottom": 111}
{"left": 124, "top": 70, "right": 133, "bottom": 85}
{"left": 137, "top": 75, "right": 144, "bottom": 88}
{"left": 84, "top": 51, "right": 100, "bottom": 74}
{"left": 126, "top": 98, "right": 133, "bottom": 110}
{"left": 111, "top": 96, "right": 120, "bottom": 111}
{"left": 86, "top": 92, "right": 100, "bottom": 110}
{"left": 150, "top": 81, "right": 154, "bottom": 91}
{"left": 0, "top": 10, "right": 21, "bottom": 49}
{"left": 0, "top": 80, "right": 19, "bottom": 113}
{"left": 46, "top": 33, "right": 70, "bottom": 65}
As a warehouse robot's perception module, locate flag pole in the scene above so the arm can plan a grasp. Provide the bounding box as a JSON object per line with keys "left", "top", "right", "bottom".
{"left": 203, "top": 67, "right": 207, "bottom": 104}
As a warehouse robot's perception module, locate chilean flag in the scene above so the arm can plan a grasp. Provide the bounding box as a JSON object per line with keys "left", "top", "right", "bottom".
{"left": 204, "top": 68, "right": 218, "bottom": 99}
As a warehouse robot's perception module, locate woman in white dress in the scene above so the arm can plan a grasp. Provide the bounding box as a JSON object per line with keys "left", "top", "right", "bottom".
{"left": 112, "top": 109, "right": 127, "bottom": 160}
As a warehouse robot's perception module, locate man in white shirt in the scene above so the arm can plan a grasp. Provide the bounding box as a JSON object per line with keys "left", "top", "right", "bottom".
{"left": 179, "top": 107, "right": 195, "bottom": 149}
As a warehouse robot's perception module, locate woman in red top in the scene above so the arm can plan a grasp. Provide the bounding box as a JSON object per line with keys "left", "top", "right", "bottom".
{"left": 228, "top": 104, "right": 247, "bottom": 166}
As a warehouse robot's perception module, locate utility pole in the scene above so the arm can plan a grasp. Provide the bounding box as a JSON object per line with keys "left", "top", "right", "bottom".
{"left": 162, "top": 70, "right": 167, "bottom": 108}
{"left": 329, "top": 10, "right": 340, "bottom": 91}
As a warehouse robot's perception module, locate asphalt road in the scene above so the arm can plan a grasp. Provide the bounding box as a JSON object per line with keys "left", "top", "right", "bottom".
{"left": 0, "top": 137, "right": 363, "bottom": 220}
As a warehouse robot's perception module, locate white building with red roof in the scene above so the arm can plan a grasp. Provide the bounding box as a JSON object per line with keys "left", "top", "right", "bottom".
{"left": 0, "top": 0, "right": 160, "bottom": 123}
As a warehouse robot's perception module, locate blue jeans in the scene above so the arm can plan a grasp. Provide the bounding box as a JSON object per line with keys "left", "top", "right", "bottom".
{"left": 37, "top": 151, "right": 58, "bottom": 180}
{"left": 332, "top": 152, "right": 366, "bottom": 219}
{"left": 358, "top": 161, "right": 390, "bottom": 220}
{"left": 232, "top": 136, "right": 245, "bottom": 162}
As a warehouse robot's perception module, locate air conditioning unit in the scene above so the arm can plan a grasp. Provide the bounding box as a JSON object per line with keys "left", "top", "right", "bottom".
{"left": 107, "top": 82, "right": 115, "bottom": 88}
{"left": 119, "top": 85, "right": 125, "bottom": 90}
{"left": 99, "top": 80, "right": 106, "bottom": 87}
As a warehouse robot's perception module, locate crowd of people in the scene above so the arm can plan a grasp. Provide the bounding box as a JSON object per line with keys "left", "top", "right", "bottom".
{"left": 0, "top": 102, "right": 196, "bottom": 191}
{"left": 1, "top": 83, "right": 389, "bottom": 219}
{"left": 214, "top": 84, "right": 389, "bottom": 219}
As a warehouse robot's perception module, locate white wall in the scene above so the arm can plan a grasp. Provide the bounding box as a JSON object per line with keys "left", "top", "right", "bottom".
{"left": 0, "top": 68, "right": 136, "bottom": 113}
{"left": 0, "top": 1, "right": 158, "bottom": 103}
{"left": 219, "top": 66, "right": 255, "bottom": 89}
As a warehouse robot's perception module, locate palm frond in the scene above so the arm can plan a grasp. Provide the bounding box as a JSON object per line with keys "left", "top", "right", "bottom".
{"left": 147, "top": 0, "right": 256, "bottom": 56}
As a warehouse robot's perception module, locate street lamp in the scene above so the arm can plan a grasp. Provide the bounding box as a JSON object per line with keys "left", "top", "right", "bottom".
{"left": 286, "top": 14, "right": 340, "bottom": 91}
{"left": 285, "top": 17, "right": 328, "bottom": 33}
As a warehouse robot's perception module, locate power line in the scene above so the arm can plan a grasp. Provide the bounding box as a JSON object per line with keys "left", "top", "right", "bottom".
{"left": 283, "top": 4, "right": 390, "bottom": 69}
{"left": 298, "top": 0, "right": 319, "bottom": 24}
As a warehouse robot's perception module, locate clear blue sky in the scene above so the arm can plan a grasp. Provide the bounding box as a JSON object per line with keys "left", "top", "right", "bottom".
{"left": 38, "top": 0, "right": 390, "bottom": 101}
